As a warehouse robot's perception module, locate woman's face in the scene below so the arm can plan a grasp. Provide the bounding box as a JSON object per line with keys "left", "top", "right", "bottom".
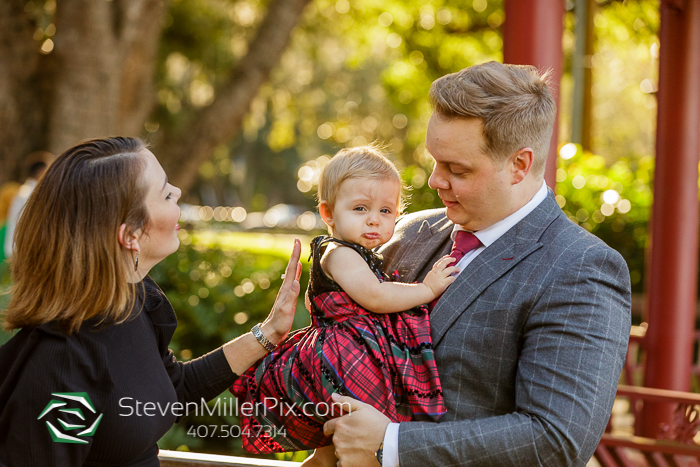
{"left": 136, "top": 148, "right": 182, "bottom": 269}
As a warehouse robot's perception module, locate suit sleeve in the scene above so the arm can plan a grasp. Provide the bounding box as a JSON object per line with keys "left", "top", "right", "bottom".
{"left": 0, "top": 331, "right": 113, "bottom": 467}
{"left": 397, "top": 244, "right": 632, "bottom": 467}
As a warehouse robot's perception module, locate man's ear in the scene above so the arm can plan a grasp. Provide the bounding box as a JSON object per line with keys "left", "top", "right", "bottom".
{"left": 319, "top": 202, "right": 334, "bottom": 227}
{"left": 118, "top": 223, "right": 141, "bottom": 253}
{"left": 510, "top": 147, "right": 534, "bottom": 184}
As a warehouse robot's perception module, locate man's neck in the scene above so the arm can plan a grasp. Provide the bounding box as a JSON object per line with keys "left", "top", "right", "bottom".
{"left": 506, "top": 178, "right": 544, "bottom": 218}
{"left": 457, "top": 179, "right": 548, "bottom": 246}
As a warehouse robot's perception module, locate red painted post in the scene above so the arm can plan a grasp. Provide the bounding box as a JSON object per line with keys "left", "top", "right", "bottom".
{"left": 641, "top": 0, "right": 700, "bottom": 437}
{"left": 503, "top": 0, "right": 564, "bottom": 190}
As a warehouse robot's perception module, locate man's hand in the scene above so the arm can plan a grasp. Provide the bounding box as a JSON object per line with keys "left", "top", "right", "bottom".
{"left": 324, "top": 393, "right": 390, "bottom": 467}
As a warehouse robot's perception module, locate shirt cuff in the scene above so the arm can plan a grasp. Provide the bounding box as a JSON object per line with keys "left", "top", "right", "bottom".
{"left": 382, "top": 422, "right": 400, "bottom": 467}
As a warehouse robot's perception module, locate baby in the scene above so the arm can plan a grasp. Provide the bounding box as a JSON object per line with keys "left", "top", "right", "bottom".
{"left": 230, "top": 146, "right": 458, "bottom": 465}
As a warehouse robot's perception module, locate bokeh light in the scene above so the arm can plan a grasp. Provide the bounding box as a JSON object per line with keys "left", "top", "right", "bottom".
{"left": 559, "top": 143, "right": 578, "bottom": 160}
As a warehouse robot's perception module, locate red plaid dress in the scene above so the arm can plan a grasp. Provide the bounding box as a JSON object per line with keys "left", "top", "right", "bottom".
{"left": 230, "top": 235, "right": 445, "bottom": 453}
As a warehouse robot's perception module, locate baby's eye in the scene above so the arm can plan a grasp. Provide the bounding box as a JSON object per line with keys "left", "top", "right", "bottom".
{"left": 354, "top": 206, "right": 366, "bottom": 212}
{"left": 381, "top": 208, "right": 392, "bottom": 214}
{"left": 166, "top": 192, "right": 173, "bottom": 200}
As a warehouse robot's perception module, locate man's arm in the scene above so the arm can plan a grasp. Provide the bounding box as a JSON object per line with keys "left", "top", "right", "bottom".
{"left": 327, "top": 244, "right": 631, "bottom": 467}
{"left": 396, "top": 245, "right": 631, "bottom": 467}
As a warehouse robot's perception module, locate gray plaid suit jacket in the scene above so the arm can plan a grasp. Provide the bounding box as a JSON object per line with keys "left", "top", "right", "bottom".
{"left": 378, "top": 191, "right": 631, "bottom": 467}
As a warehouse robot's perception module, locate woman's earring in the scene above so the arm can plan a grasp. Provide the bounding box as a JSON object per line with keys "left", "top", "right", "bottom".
{"left": 134, "top": 252, "right": 140, "bottom": 272}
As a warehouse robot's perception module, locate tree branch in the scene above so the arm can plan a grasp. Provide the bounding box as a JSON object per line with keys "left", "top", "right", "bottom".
{"left": 162, "top": 0, "right": 313, "bottom": 193}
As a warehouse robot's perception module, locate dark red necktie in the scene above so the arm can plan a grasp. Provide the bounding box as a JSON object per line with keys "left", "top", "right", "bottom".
{"left": 428, "top": 231, "right": 481, "bottom": 310}
{"left": 449, "top": 230, "right": 481, "bottom": 263}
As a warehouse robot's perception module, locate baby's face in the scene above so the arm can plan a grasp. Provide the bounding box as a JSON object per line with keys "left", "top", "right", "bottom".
{"left": 326, "top": 178, "right": 400, "bottom": 249}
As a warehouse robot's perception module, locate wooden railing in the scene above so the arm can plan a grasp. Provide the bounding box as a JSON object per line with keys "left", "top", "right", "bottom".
{"left": 159, "top": 450, "right": 297, "bottom": 467}
{"left": 594, "top": 325, "right": 700, "bottom": 466}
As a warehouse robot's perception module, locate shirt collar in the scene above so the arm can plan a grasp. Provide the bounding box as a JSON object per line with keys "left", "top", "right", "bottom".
{"left": 452, "top": 180, "right": 548, "bottom": 247}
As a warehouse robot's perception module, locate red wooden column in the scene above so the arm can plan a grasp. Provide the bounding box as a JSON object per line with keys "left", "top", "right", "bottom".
{"left": 641, "top": 0, "right": 700, "bottom": 437}
{"left": 503, "top": 0, "right": 565, "bottom": 189}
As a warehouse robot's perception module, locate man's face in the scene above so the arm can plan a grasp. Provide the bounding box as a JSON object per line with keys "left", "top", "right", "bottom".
{"left": 426, "top": 114, "right": 515, "bottom": 231}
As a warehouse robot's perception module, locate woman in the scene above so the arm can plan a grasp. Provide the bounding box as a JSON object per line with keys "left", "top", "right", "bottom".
{"left": 0, "top": 137, "right": 302, "bottom": 466}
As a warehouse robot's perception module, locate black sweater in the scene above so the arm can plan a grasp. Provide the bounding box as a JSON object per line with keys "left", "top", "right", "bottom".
{"left": 0, "top": 276, "right": 239, "bottom": 466}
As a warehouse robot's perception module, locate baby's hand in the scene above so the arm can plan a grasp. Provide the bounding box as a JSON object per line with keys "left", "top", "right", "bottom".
{"left": 423, "top": 255, "right": 460, "bottom": 298}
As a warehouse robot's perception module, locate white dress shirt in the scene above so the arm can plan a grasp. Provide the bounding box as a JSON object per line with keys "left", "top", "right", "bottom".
{"left": 381, "top": 181, "right": 548, "bottom": 467}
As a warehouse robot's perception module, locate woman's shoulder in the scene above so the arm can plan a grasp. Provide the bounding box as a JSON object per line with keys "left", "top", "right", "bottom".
{"left": 1, "top": 322, "right": 112, "bottom": 376}
{"left": 140, "top": 275, "right": 178, "bottom": 351}
{"left": 0, "top": 323, "right": 114, "bottom": 411}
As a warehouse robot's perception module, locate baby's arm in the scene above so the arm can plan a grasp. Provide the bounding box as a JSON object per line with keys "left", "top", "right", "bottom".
{"left": 323, "top": 246, "right": 458, "bottom": 314}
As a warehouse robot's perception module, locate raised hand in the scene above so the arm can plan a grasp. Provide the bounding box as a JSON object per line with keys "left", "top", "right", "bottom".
{"left": 260, "top": 238, "right": 303, "bottom": 346}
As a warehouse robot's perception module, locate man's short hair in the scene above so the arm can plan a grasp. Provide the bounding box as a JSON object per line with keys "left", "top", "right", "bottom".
{"left": 429, "top": 61, "right": 556, "bottom": 177}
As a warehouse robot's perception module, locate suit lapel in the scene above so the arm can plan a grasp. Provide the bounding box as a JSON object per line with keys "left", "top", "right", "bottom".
{"left": 429, "top": 192, "right": 563, "bottom": 347}
{"left": 394, "top": 216, "right": 452, "bottom": 283}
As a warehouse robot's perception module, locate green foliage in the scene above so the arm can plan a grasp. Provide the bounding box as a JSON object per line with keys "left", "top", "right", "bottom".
{"left": 151, "top": 0, "right": 661, "bottom": 219}
{"left": 153, "top": 0, "right": 504, "bottom": 208}
{"left": 555, "top": 145, "right": 653, "bottom": 291}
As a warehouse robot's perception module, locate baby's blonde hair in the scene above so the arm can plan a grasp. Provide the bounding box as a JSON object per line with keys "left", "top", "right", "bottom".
{"left": 318, "top": 145, "right": 404, "bottom": 213}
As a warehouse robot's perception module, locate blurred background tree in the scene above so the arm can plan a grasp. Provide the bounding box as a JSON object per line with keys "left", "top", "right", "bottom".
{"left": 0, "top": 0, "right": 312, "bottom": 188}
{"left": 1, "top": 0, "right": 659, "bottom": 200}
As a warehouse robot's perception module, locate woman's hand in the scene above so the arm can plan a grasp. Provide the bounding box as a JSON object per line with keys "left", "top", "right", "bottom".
{"left": 260, "top": 238, "right": 303, "bottom": 346}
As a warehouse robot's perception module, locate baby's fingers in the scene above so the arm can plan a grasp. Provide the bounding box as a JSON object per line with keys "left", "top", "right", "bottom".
{"left": 440, "top": 274, "right": 457, "bottom": 287}
{"left": 434, "top": 255, "right": 457, "bottom": 270}
{"left": 443, "top": 266, "right": 460, "bottom": 277}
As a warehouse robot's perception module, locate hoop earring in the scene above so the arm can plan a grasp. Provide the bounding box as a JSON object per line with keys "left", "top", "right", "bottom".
{"left": 134, "top": 253, "right": 140, "bottom": 272}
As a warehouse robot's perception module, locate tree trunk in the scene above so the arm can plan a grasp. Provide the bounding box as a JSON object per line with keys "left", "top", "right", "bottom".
{"left": 0, "top": 0, "right": 46, "bottom": 184}
{"left": 161, "top": 0, "right": 314, "bottom": 193}
{"left": 48, "top": 0, "right": 165, "bottom": 154}
{"left": 0, "top": 0, "right": 164, "bottom": 184}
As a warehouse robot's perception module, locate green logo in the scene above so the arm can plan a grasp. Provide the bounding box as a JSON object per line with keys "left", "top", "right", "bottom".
{"left": 37, "top": 392, "right": 103, "bottom": 443}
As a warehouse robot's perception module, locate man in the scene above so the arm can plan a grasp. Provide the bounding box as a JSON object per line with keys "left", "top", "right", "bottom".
{"left": 324, "top": 62, "right": 631, "bottom": 466}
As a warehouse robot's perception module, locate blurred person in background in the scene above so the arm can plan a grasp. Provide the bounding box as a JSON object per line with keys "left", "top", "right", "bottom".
{"left": 3, "top": 151, "right": 53, "bottom": 259}
{"left": 0, "top": 180, "right": 20, "bottom": 266}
